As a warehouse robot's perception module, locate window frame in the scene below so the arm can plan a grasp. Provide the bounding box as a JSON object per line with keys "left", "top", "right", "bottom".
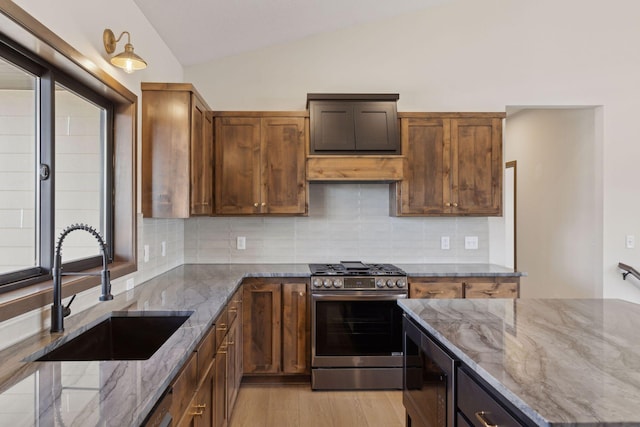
{"left": 0, "top": 1, "right": 137, "bottom": 321}
{"left": 0, "top": 35, "right": 115, "bottom": 294}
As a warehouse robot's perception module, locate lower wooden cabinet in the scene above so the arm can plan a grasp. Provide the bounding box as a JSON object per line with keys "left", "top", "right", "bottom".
{"left": 243, "top": 278, "right": 310, "bottom": 376}
{"left": 167, "top": 287, "right": 244, "bottom": 427}
{"left": 409, "top": 277, "right": 520, "bottom": 299}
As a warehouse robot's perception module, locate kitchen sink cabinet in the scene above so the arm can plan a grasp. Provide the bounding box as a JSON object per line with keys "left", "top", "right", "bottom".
{"left": 391, "top": 113, "right": 505, "bottom": 216}
{"left": 213, "top": 112, "right": 308, "bottom": 215}
{"left": 164, "top": 288, "right": 244, "bottom": 427}
{"left": 142, "top": 83, "right": 212, "bottom": 218}
{"left": 172, "top": 327, "right": 214, "bottom": 427}
{"left": 242, "top": 278, "right": 310, "bottom": 376}
{"left": 409, "top": 277, "right": 519, "bottom": 299}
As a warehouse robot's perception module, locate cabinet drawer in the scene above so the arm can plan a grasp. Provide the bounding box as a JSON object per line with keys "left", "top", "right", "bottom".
{"left": 464, "top": 281, "right": 517, "bottom": 299}
{"left": 227, "top": 288, "right": 242, "bottom": 326}
{"left": 216, "top": 306, "right": 229, "bottom": 346}
{"left": 410, "top": 281, "right": 463, "bottom": 299}
{"left": 196, "top": 326, "right": 216, "bottom": 378}
{"left": 457, "top": 368, "right": 523, "bottom": 427}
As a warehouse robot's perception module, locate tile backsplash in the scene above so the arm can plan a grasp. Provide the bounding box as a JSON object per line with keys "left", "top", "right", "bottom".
{"left": 0, "top": 183, "right": 488, "bottom": 351}
{"left": 184, "top": 183, "right": 489, "bottom": 264}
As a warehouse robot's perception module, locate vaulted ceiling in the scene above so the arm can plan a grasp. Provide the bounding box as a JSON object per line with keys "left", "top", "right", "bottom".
{"left": 133, "top": 0, "right": 451, "bottom": 66}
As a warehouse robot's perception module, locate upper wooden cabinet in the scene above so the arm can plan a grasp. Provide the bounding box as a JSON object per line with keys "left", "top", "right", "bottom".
{"left": 142, "top": 83, "right": 212, "bottom": 218}
{"left": 307, "top": 94, "right": 400, "bottom": 154}
{"left": 391, "top": 113, "right": 505, "bottom": 216}
{"left": 213, "top": 112, "right": 308, "bottom": 215}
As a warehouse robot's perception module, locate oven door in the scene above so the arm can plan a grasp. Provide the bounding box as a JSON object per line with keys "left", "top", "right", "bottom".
{"left": 311, "top": 291, "right": 407, "bottom": 368}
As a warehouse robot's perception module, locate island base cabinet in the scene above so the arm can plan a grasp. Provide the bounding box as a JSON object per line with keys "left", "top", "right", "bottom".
{"left": 457, "top": 368, "right": 523, "bottom": 427}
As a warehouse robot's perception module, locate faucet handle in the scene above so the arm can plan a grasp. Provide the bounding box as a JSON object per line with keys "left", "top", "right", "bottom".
{"left": 62, "top": 294, "right": 76, "bottom": 318}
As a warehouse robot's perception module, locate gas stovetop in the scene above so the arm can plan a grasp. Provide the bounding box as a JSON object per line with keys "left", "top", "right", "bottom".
{"left": 309, "top": 261, "right": 406, "bottom": 276}
{"left": 309, "top": 261, "right": 407, "bottom": 290}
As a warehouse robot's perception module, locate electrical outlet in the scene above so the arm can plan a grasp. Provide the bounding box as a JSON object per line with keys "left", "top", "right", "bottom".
{"left": 465, "top": 236, "right": 479, "bottom": 250}
{"left": 126, "top": 278, "right": 135, "bottom": 290}
{"left": 237, "top": 236, "right": 246, "bottom": 250}
{"left": 143, "top": 244, "right": 150, "bottom": 262}
{"left": 161, "top": 241, "right": 167, "bottom": 257}
{"left": 626, "top": 235, "right": 635, "bottom": 249}
{"left": 441, "top": 236, "right": 450, "bottom": 250}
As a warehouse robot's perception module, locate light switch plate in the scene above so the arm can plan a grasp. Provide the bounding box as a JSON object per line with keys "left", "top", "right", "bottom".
{"left": 626, "top": 235, "right": 635, "bottom": 249}
{"left": 465, "top": 236, "right": 479, "bottom": 250}
{"left": 143, "top": 244, "right": 150, "bottom": 262}
{"left": 161, "top": 241, "right": 166, "bottom": 257}
{"left": 237, "top": 236, "right": 246, "bottom": 250}
{"left": 441, "top": 236, "right": 450, "bottom": 250}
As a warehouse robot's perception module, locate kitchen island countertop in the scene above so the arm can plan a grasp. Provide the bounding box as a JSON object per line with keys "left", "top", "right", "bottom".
{"left": 399, "top": 298, "right": 640, "bottom": 426}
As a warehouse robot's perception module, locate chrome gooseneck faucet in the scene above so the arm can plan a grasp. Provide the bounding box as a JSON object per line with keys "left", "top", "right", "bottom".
{"left": 51, "top": 223, "right": 114, "bottom": 333}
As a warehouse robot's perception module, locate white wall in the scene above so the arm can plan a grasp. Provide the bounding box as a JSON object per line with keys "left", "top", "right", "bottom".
{"left": 185, "top": 0, "right": 640, "bottom": 302}
{"left": 506, "top": 108, "right": 602, "bottom": 298}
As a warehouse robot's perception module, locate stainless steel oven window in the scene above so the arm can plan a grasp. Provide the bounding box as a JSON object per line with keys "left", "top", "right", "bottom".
{"left": 311, "top": 292, "right": 406, "bottom": 365}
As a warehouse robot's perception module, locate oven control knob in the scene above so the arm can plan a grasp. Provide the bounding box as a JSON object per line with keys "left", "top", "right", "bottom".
{"left": 376, "top": 278, "right": 385, "bottom": 288}
{"left": 333, "top": 278, "right": 343, "bottom": 288}
{"left": 323, "top": 279, "right": 332, "bottom": 288}
{"left": 312, "top": 278, "right": 323, "bottom": 288}
{"left": 396, "top": 278, "right": 406, "bottom": 288}
{"left": 386, "top": 279, "right": 395, "bottom": 288}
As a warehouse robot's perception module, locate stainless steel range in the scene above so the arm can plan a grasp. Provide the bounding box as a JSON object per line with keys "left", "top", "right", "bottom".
{"left": 309, "top": 261, "right": 407, "bottom": 390}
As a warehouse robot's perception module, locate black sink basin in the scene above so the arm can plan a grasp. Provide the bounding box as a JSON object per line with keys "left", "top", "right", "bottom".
{"left": 35, "top": 311, "right": 192, "bottom": 361}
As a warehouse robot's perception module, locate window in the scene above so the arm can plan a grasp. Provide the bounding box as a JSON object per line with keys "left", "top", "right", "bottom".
{"left": 0, "top": 40, "right": 114, "bottom": 293}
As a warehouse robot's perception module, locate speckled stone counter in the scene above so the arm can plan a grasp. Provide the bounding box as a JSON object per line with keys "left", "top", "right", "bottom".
{"left": 399, "top": 298, "right": 640, "bottom": 426}
{"left": 0, "top": 264, "right": 309, "bottom": 427}
{"left": 397, "top": 263, "right": 524, "bottom": 277}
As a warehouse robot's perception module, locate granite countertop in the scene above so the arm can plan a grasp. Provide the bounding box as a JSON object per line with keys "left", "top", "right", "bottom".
{"left": 0, "top": 264, "right": 309, "bottom": 427}
{"left": 399, "top": 298, "right": 640, "bottom": 426}
{"left": 0, "top": 262, "right": 522, "bottom": 426}
{"left": 398, "top": 263, "right": 525, "bottom": 277}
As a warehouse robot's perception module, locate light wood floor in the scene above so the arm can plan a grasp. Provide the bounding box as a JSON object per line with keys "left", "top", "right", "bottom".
{"left": 228, "top": 384, "right": 405, "bottom": 427}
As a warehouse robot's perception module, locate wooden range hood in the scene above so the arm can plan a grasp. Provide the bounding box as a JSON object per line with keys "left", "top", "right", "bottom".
{"left": 306, "top": 156, "right": 404, "bottom": 181}
{"left": 306, "top": 93, "right": 403, "bottom": 181}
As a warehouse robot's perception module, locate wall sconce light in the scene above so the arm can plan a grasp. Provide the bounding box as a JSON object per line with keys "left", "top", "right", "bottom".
{"left": 103, "top": 29, "right": 147, "bottom": 73}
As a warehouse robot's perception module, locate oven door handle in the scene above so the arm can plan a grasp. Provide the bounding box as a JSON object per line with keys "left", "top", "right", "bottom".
{"left": 312, "top": 292, "right": 407, "bottom": 301}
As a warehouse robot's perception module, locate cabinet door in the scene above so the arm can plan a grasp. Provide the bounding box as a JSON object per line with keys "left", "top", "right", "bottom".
{"left": 142, "top": 89, "right": 192, "bottom": 218}
{"left": 451, "top": 118, "right": 502, "bottom": 215}
{"left": 213, "top": 345, "right": 227, "bottom": 427}
{"left": 353, "top": 101, "right": 399, "bottom": 152}
{"left": 215, "top": 117, "right": 261, "bottom": 214}
{"left": 396, "top": 118, "right": 452, "bottom": 215}
{"left": 226, "top": 316, "right": 238, "bottom": 418}
{"left": 261, "top": 117, "right": 307, "bottom": 214}
{"left": 410, "top": 281, "right": 463, "bottom": 299}
{"left": 282, "top": 282, "right": 309, "bottom": 374}
{"left": 189, "top": 366, "right": 214, "bottom": 427}
{"left": 190, "top": 102, "right": 213, "bottom": 216}
{"left": 309, "top": 101, "right": 355, "bottom": 152}
{"left": 243, "top": 282, "right": 282, "bottom": 374}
